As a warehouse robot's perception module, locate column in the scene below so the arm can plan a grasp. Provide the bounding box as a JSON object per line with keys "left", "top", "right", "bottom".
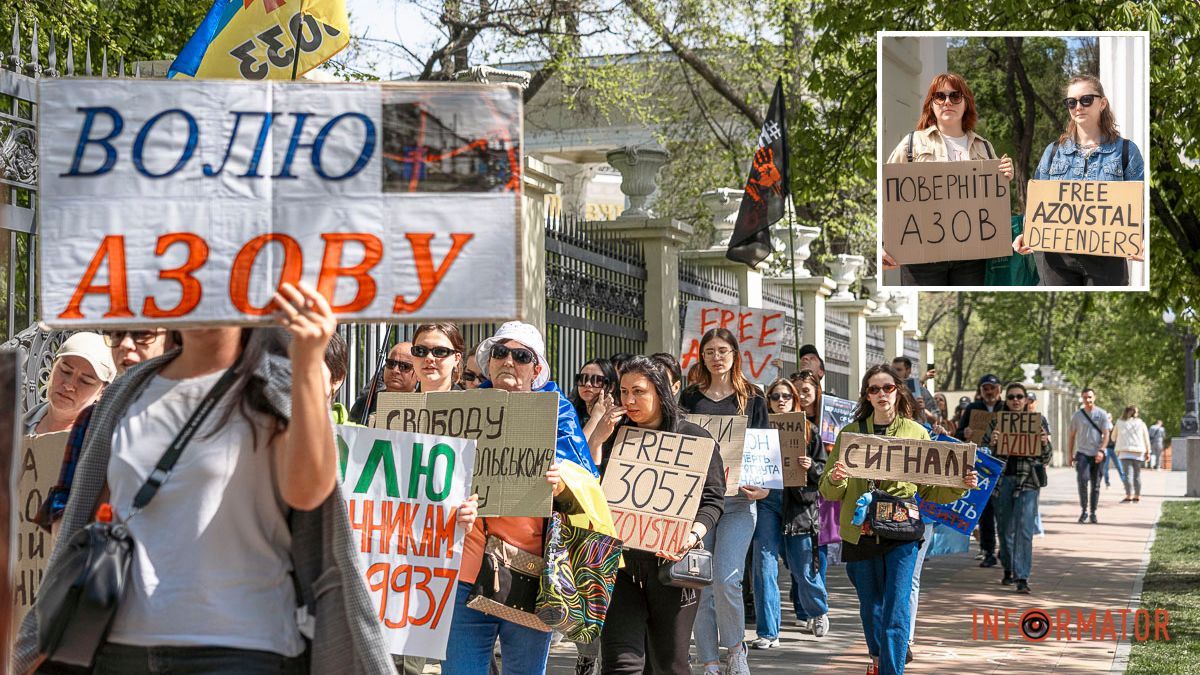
{"left": 521, "top": 156, "right": 559, "bottom": 333}
{"left": 684, "top": 189, "right": 765, "bottom": 308}
{"left": 601, "top": 216, "right": 694, "bottom": 355}
{"left": 868, "top": 314, "right": 906, "bottom": 360}
{"left": 828, "top": 297, "right": 876, "bottom": 390}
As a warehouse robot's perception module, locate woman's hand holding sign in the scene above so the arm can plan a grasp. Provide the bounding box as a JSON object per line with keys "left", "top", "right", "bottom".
{"left": 998, "top": 155, "right": 1014, "bottom": 181}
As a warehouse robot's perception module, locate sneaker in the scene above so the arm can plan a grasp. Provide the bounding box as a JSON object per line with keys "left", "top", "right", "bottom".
{"left": 980, "top": 554, "right": 998, "bottom": 568}
{"left": 866, "top": 664, "right": 879, "bottom": 675}
{"left": 813, "top": 614, "right": 830, "bottom": 637}
{"left": 1089, "top": 512, "right": 1099, "bottom": 524}
{"left": 796, "top": 618, "right": 811, "bottom": 629}
{"left": 748, "top": 637, "right": 779, "bottom": 649}
{"left": 725, "top": 643, "right": 750, "bottom": 675}
{"left": 1133, "top": 496, "right": 1141, "bottom": 502}
{"left": 1002, "top": 570, "right": 1014, "bottom": 585}
{"left": 1078, "top": 511, "right": 1088, "bottom": 523}
{"left": 1121, "top": 496, "right": 1133, "bottom": 503}
{"left": 703, "top": 665, "right": 721, "bottom": 675}
{"left": 1016, "top": 579, "right": 1031, "bottom": 594}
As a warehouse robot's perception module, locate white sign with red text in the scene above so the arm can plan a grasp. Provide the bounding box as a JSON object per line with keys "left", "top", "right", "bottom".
{"left": 38, "top": 79, "right": 524, "bottom": 328}
{"left": 680, "top": 301, "right": 786, "bottom": 384}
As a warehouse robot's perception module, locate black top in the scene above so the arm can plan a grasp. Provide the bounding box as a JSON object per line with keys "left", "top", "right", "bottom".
{"left": 601, "top": 418, "right": 726, "bottom": 537}
{"left": 781, "top": 413, "right": 830, "bottom": 536}
{"left": 678, "top": 385, "right": 770, "bottom": 429}
{"left": 840, "top": 420, "right": 916, "bottom": 562}
{"left": 953, "top": 399, "right": 1003, "bottom": 440}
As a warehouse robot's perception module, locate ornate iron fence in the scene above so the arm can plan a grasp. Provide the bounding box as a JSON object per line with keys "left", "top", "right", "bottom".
{"left": 824, "top": 310, "right": 852, "bottom": 397}
{"left": 761, "top": 281, "right": 803, "bottom": 378}
{"left": 678, "top": 260, "right": 740, "bottom": 330}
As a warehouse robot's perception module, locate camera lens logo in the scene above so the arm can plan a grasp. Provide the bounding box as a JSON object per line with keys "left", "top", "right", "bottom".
{"left": 1021, "top": 608, "right": 1052, "bottom": 641}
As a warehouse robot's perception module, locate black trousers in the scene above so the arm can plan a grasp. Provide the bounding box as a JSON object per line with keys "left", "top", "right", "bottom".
{"left": 601, "top": 553, "right": 699, "bottom": 675}
{"left": 1076, "top": 452, "right": 1103, "bottom": 513}
{"left": 900, "top": 260, "right": 987, "bottom": 286}
{"left": 978, "top": 498, "right": 996, "bottom": 556}
{"left": 1035, "top": 252, "right": 1128, "bottom": 286}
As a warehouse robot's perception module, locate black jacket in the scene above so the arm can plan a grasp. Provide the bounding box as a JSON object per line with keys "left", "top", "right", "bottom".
{"left": 782, "top": 418, "right": 829, "bottom": 536}
{"left": 954, "top": 399, "right": 1003, "bottom": 440}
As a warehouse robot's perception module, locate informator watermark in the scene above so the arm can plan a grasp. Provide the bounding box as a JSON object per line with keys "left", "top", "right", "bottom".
{"left": 972, "top": 607, "right": 1171, "bottom": 642}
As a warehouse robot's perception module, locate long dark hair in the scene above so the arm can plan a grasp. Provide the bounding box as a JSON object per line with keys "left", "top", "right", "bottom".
{"left": 569, "top": 358, "right": 619, "bottom": 421}
{"left": 851, "top": 363, "right": 914, "bottom": 423}
{"left": 210, "top": 328, "right": 290, "bottom": 447}
{"left": 691, "top": 328, "right": 757, "bottom": 415}
{"left": 620, "top": 355, "right": 682, "bottom": 432}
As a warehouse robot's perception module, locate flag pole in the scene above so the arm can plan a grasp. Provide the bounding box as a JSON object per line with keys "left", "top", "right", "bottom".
{"left": 777, "top": 76, "right": 801, "bottom": 368}
{"left": 290, "top": 0, "right": 306, "bottom": 80}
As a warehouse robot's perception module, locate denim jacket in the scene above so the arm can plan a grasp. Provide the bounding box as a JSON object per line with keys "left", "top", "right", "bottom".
{"left": 1033, "top": 136, "right": 1144, "bottom": 182}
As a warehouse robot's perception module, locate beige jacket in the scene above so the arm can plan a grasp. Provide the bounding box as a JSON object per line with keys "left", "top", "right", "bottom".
{"left": 886, "top": 125, "right": 997, "bottom": 164}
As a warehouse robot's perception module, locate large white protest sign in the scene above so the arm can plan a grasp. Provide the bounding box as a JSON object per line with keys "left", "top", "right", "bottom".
{"left": 338, "top": 425, "right": 475, "bottom": 660}
{"left": 681, "top": 301, "right": 786, "bottom": 384}
{"left": 39, "top": 79, "right": 524, "bottom": 328}
{"left": 740, "top": 428, "right": 783, "bottom": 489}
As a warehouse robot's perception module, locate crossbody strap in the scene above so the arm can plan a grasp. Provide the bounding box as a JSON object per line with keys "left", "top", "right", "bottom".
{"left": 130, "top": 365, "right": 241, "bottom": 511}
{"left": 1078, "top": 409, "right": 1105, "bottom": 437}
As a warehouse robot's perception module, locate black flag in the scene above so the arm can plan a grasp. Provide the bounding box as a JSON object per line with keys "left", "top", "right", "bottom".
{"left": 726, "top": 78, "right": 790, "bottom": 268}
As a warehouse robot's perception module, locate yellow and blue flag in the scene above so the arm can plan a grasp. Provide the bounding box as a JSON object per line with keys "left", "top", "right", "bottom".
{"left": 169, "top": 0, "right": 349, "bottom": 80}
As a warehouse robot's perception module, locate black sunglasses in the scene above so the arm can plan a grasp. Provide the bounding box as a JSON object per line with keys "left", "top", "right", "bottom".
{"left": 1064, "top": 94, "right": 1101, "bottom": 109}
{"left": 384, "top": 359, "right": 414, "bottom": 372}
{"left": 461, "top": 370, "right": 481, "bottom": 382}
{"left": 411, "top": 345, "right": 458, "bottom": 359}
{"left": 576, "top": 373, "right": 611, "bottom": 388}
{"left": 491, "top": 344, "right": 536, "bottom": 365}
{"left": 768, "top": 392, "right": 793, "bottom": 401}
{"left": 103, "top": 330, "right": 161, "bottom": 347}
{"left": 1006, "top": 393, "right": 1026, "bottom": 401}
{"left": 932, "top": 91, "right": 963, "bottom": 104}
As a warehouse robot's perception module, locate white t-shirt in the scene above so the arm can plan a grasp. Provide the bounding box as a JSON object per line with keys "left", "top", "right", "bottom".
{"left": 944, "top": 133, "right": 972, "bottom": 161}
{"left": 107, "top": 370, "right": 304, "bottom": 656}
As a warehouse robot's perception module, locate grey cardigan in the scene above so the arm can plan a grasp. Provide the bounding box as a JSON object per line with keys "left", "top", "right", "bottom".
{"left": 14, "top": 351, "right": 396, "bottom": 674}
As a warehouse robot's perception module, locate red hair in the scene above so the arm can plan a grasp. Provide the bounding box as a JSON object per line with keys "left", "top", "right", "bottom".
{"left": 917, "top": 73, "right": 978, "bottom": 133}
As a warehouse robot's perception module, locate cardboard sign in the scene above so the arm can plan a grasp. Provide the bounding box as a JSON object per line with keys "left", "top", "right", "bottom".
{"left": 685, "top": 414, "right": 748, "bottom": 495}
{"left": 0, "top": 351, "right": 13, "bottom": 661}
{"left": 769, "top": 412, "right": 809, "bottom": 486}
{"left": 375, "top": 390, "right": 557, "bottom": 517}
{"left": 917, "top": 449, "right": 1004, "bottom": 535}
{"left": 967, "top": 409, "right": 997, "bottom": 441}
{"left": 38, "top": 79, "right": 524, "bottom": 328}
{"left": 882, "top": 159, "right": 1012, "bottom": 264}
{"left": 602, "top": 427, "right": 716, "bottom": 554}
{"left": 741, "top": 429, "right": 784, "bottom": 489}
{"left": 820, "top": 395, "right": 858, "bottom": 445}
{"left": 993, "top": 411, "right": 1043, "bottom": 457}
{"left": 1023, "top": 180, "right": 1144, "bottom": 259}
{"left": 680, "top": 301, "right": 786, "bottom": 384}
{"left": 839, "top": 433, "right": 977, "bottom": 489}
{"left": 338, "top": 425, "right": 475, "bottom": 660}
{"left": 12, "top": 432, "right": 70, "bottom": 626}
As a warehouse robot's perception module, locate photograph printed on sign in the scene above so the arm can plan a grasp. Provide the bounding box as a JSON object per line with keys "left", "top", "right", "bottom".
{"left": 601, "top": 426, "right": 716, "bottom": 555}
{"left": 373, "top": 390, "right": 558, "bottom": 517}
{"left": 338, "top": 425, "right": 475, "bottom": 660}
{"left": 37, "top": 80, "right": 525, "bottom": 328}
{"left": 877, "top": 31, "right": 1149, "bottom": 290}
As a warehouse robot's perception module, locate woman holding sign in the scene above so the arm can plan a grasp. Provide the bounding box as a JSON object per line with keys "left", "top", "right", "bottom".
{"left": 1014, "top": 74, "right": 1145, "bottom": 286}
{"left": 820, "top": 365, "right": 978, "bottom": 675}
{"left": 750, "top": 375, "right": 830, "bottom": 649}
{"left": 981, "top": 382, "right": 1052, "bottom": 595}
{"left": 592, "top": 356, "right": 726, "bottom": 675}
{"left": 679, "top": 329, "right": 769, "bottom": 675}
{"left": 883, "top": 73, "right": 1015, "bottom": 286}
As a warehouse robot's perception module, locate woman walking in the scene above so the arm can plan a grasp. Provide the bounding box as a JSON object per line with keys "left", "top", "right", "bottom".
{"left": 1113, "top": 405, "right": 1152, "bottom": 502}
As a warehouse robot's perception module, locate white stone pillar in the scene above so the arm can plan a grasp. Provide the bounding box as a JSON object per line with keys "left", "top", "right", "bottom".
{"left": 868, "top": 314, "right": 906, "bottom": 360}
{"left": 828, "top": 297, "right": 876, "bottom": 390}
{"left": 521, "top": 157, "right": 559, "bottom": 333}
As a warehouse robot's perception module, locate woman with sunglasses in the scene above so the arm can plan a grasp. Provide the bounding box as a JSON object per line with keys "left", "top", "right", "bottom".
{"left": 883, "top": 73, "right": 1015, "bottom": 286}
{"left": 980, "top": 383, "right": 1052, "bottom": 595}
{"left": 104, "top": 328, "right": 174, "bottom": 375}
{"left": 570, "top": 358, "right": 620, "bottom": 465}
{"left": 1014, "top": 74, "right": 1145, "bottom": 285}
{"left": 820, "top": 365, "right": 978, "bottom": 675}
{"left": 749, "top": 375, "right": 830, "bottom": 650}
{"left": 594, "top": 356, "right": 725, "bottom": 674}
{"left": 442, "top": 322, "right": 599, "bottom": 675}
{"left": 679, "top": 328, "right": 769, "bottom": 675}
{"left": 412, "top": 323, "right": 465, "bottom": 393}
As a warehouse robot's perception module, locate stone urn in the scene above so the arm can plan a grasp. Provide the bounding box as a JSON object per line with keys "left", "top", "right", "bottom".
{"left": 1020, "top": 363, "right": 1040, "bottom": 386}
{"left": 700, "top": 188, "right": 742, "bottom": 247}
{"left": 606, "top": 146, "right": 670, "bottom": 218}
{"left": 828, "top": 254, "right": 865, "bottom": 301}
{"left": 773, "top": 220, "right": 821, "bottom": 278}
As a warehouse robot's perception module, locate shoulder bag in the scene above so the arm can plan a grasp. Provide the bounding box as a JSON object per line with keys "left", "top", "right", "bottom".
{"left": 535, "top": 512, "right": 623, "bottom": 643}
{"left": 657, "top": 542, "right": 713, "bottom": 589}
{"left": 35, "top": 366, "right": 239, "bottom": 668}
{"left": 856, "top": 421, "right": 925, "bottom": 542}
{"left": 467, "top": 523, "right": 552, "bottom": 632}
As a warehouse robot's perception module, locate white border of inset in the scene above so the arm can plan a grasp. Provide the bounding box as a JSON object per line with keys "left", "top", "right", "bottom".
{"left": 875, "top": 30, "right": 1151, "bottom": 292}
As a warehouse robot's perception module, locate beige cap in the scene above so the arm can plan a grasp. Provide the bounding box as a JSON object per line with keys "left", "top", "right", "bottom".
{"left": 55, "top": 332, "right": 118, "bottom": 383}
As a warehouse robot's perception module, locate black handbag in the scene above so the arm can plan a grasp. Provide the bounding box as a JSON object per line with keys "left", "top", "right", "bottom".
{"left": 863, "top": 480, "right": 926, "bottom": 542}
{"left": 466, "top": 527, "right": 551, "bottom": 632}
{"left": 35, "top": 366, "right": 239, "bottom": 668}
{"left": 657, "top": 544, "right": 713, "bottom": 589}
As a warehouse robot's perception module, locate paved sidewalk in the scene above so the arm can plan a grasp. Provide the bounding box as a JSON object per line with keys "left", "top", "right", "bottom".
{"left": 543, "top": 466, "right": 1185, "bottom": 673}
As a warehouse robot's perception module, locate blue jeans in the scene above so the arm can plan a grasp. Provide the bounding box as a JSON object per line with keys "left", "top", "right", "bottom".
{"left": 908, "top": 526, "right": 935, "bottom": 642}
{"left": 441, "top": 582, "right": 553, "bottom": 675}
{"left": 752, "top": 491, "right": 829, "bottom": 639}
{"left": 845, "top": 540, "right": 920, "bottom": 675}
{"left": 994, "top": 476, "right": 1039, "bottom": 580}
{"left": 1103, "top": 446, "right": 1126, "bottom": 486}
{"left": 694, "top": 495, "right": 756, "bottom": 663}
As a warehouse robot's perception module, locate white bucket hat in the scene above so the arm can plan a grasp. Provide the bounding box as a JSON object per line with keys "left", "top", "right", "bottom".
{"left": 475, "top": 321, "right": 550, "bottom": 389}
{"left": 55, "top": 332, "right": 118, "bottom": 383}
